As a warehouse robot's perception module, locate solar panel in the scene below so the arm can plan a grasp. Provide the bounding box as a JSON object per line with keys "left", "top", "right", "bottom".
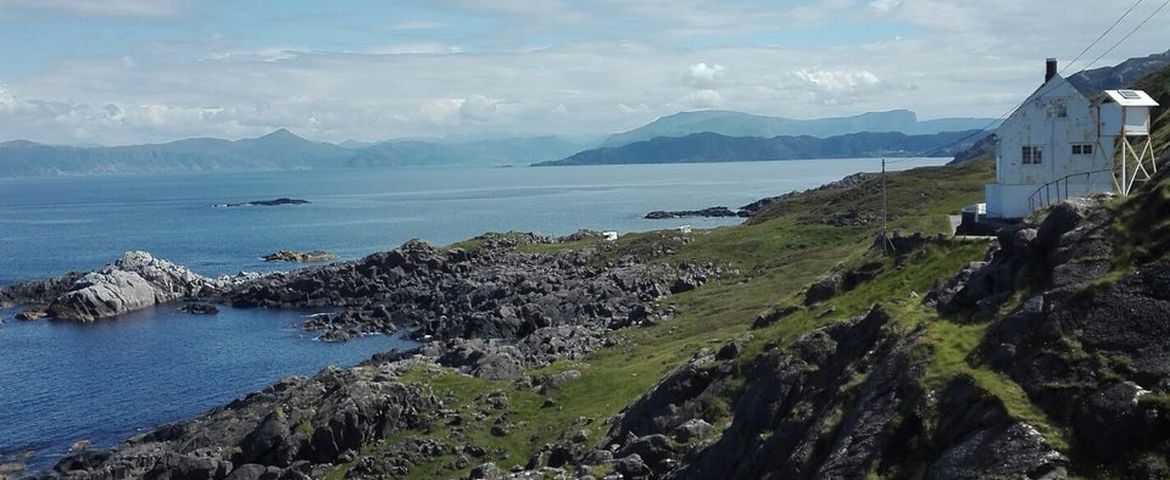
{"left": 1118, "top": 90, "right": 1142, "bottom": 99}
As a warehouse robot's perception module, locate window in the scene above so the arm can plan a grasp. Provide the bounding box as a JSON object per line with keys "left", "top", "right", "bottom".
{"left": 1022, "top": 146, "right": 1043, "bottom": 165}
{"left": 1047, "top": 100, "right": 1067, "bottom": 118}
{"left": 1072, "top": 144, "right": 1094, "bottom": 155}
{"left": 1119, "top": 90, "right": 1142, "bottom": 100}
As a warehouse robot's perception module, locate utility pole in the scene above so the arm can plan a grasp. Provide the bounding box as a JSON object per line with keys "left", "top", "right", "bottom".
{"left": 880, "top": 158, "right": 894, "bottom": 254}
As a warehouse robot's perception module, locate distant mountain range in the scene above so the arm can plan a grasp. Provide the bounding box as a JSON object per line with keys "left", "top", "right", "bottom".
{"left": 6, "top": 48, "right": 1165, "bottom": 178}
{"left": 0, "top": 130, "right": 584, "bottom": 177}
{"left": 599, "top": 110, "right": 997, "bottom": 148}
{"left": 534, "top": 130, "right": 989, "bottom": 167}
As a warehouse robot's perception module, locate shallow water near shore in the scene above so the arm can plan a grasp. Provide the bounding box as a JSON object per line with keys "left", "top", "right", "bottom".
{"left": 0, "top": 304, "right": 414, "bottom": 472}
{"left": 0, "top": 158, "right": 947, "bottom": 473}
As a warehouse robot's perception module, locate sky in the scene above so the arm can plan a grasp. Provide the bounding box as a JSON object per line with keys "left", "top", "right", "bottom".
{"left": 0, "top": 0, "right": 1167, "bottom": 145}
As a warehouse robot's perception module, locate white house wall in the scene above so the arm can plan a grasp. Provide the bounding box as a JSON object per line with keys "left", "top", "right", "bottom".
{"left": 988, "top": 75, "right": 1115, "bottom": 218}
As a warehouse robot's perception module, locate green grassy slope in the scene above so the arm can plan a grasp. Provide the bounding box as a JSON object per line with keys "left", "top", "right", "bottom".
{"left": 328, "top": 63, "right": 1170, "bottom": 477}
{"left": 325, "top": 156, "right": 998, "bottom": 479}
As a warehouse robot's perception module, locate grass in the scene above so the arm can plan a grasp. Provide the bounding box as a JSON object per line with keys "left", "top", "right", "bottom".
{"left": 338, "top": 158, "right": 1027, "bottom": 477}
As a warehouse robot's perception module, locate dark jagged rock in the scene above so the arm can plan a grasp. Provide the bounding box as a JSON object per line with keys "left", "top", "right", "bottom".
{"left": 667, "top": 306, "right": 1064, "bottom": 480}
{"left": 54, "top": 364, "right": 442, "bottom": 480}
{"left": 926, "top": 376, "right": 1065, "bottom": 479}
{"left": 803, "top": 275, "right": 840, "bottom": 306}
{"left": 15, "top": 308, "right": 48, "bottom": 321}
{"left": 179, "top": 302, "right": 220, "bottom": 315}
{"left": 645, "top": 206, "right": 738, "bottom": 219}
{"left": 925, "top": 193, "right": 1170, "bottom": 472}
{"left": 227, "top": 238, "right": 726, "bottom": 374}
{"left": 262, "top": 250, "right": 338, "bottom": 263}
{"left": 215, "top": 198, "right": 310, "bottom": 208}
{"left": 0, "top": 271, "right": 86, "bottom": 308}
{"left": 751, "top": 305, "right": 799, "bottom": 329}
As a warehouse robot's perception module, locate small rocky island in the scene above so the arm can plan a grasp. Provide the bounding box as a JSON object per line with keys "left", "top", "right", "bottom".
{"left": 262, "top": 250, "right": 338, "bottom": 263}
{"left": 213, "top": 198, "right": 310, "bottom": 208}
{"left": 644, "top": 206, "right": 741, "bottom": 219}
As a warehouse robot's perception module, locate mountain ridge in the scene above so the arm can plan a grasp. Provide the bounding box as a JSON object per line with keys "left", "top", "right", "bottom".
{"left": 600, "top": 109, "right": 998, "bottom": 148}
{"left": 0, "top": 130, "right": 586, "bottom": 177}
{"left": 536, "top": 129, "right": 988, "bottom": 167}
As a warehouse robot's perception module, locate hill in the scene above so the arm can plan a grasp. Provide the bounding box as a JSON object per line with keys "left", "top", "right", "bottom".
{"left": 600, "top": 109, "right": 996, "bottom": 148}
{"left": 0, "top": 131, "right": 584, "bottom": 177}
{"left": 536, "top": 129, "right": 987, "bottom": 166}
{"left": 1068, "top": 48, "right": 1170, "bottom": 93}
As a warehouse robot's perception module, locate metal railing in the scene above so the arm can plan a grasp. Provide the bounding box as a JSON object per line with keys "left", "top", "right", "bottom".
{"left": 1027, "top": 169, "right": 1113, "bottom": 213}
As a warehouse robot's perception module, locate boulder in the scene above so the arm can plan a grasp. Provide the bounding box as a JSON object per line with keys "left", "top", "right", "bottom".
{"left": 671, "top": 419, "right": 714, "bottom": 443}
{"left": 48, "top": 251, "right": 226, "bottom": 322}
{"left": 468, "top": 462, "right": 506, "bottom": 479}
{"left": 180, "top": 303, "right": 220, "bottom": 315}
{"left": 224, "top": 464, "right": 281, "bottom": 480}
{"left": 804, "top": 275, "right": 840, "bottom": 306}
{"left": 15, "top": 308, "right": 47, "bottom": 321}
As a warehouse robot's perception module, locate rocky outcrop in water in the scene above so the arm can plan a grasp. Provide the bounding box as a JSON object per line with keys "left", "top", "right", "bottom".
{"left": 44, "top": 251, "right": 233, "bottom": 322}
{"left": 0, "top": 251, "right": 255, "bottom": 323}
{"left": 262, "top": 250, "right": 338, "bottom": 263}
{"left": 214, "top": 198, "right": 310, "bottom": 208}
{"left": 644, "top": 207, "right": 739, "bottom": 219}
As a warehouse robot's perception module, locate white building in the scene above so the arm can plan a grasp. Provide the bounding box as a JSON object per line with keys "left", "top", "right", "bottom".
{"left": 984, "top": 58, "right": 1158, "bottom": 219}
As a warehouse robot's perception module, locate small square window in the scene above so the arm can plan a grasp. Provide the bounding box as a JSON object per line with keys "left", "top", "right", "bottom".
{"left": 1022, "top": 146, "right": 1043, "bottom": 165}
{"left": 1072, "top": 145, "right": 1082, "bottom": 155}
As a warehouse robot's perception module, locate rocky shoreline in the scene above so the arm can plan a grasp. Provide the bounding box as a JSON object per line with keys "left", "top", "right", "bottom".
{"left": 0, "top": 231, "right": 730, "bottom": 479}
{"left": 8, "top": 172, "right": 1170, "bottom": 479}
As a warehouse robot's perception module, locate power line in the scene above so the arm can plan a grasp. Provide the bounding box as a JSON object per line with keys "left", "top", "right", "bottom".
{"left": 1062, "top": 0, "right": 1145, "bottom": 73}
{"left": 1081, "top": 0, "right": 1170, "bottom": 72}
{"left": 915, "top": 0, "right": 1168, "bottom": 159}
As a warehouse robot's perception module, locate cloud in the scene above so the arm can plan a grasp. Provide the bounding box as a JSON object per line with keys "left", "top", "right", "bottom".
{"left": 866, "top": 0, "right": 902, "bottom": 15}
{"left": 687, "top": 62, "right": 726, "bottom": 87}
{"left": 459, "top": 95, "right": 501, "bottom": 122}
{"left": 207, "top": 48, "right": 306, "bottom": 63}
{"left": 1, "top": 0, "right": 1168, "bottom": 144}
{"left": 617, "top": 102, "right": 651, "bottom": 114}
{"left": 0, "top": 0, "right": 193, "bottom": 17}
{"left": 365, "top": 43, "right": 464, "bottom": 55}
{"left": 788, "top": 69, "right": 884, "bottom": 94}
{"left": 672, "top": 89, "right": 724, "bottom": 110}
{"left": 419, "top": 98, "right": 465, "bottom": 126}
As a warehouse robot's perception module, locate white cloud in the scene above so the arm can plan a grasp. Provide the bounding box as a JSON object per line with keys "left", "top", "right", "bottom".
{"left": 0, "top": 0, "right": 192, "bottom": 17}
{"left": 672, "top": 89, "right": 724, "bottom": 110}
{"left": 617, "top": 102, "right": 651, "bottom": 114}
{"left": 866, "top": 0, "right": 902, "bottom": 15}
{"left": 687, "top": 62, "right": 726, "bottom": 87}
{"left": 789, "top": 69, "right": 883, "bottom": 94}
{"left": 459, "top": 95, "right": 501, "bottom": 122}
{"left": 419, "top": 98, "right": 466, "bottom": 126}
{"left": 365, "top": 43, "right": 464, "bottom": 55}
{"left": 1, "top": 0, "right": 1168, "bottom": 144}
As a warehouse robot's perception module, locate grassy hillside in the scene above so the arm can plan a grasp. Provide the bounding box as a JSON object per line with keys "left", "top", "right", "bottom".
{"left": 323, "top": 155, "right": 997, "bottom": 479}
{"left": 326, "top": 62, "right": 1170, "bottom": 480}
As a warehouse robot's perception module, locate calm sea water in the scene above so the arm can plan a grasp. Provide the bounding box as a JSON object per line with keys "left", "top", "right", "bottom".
{"left": 0, "top": 158, "right": 945, "bottom": 472}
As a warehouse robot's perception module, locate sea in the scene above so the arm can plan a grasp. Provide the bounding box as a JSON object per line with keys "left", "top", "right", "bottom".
{"left": 0, "top": 158, "right": 946, "bottom": 472}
